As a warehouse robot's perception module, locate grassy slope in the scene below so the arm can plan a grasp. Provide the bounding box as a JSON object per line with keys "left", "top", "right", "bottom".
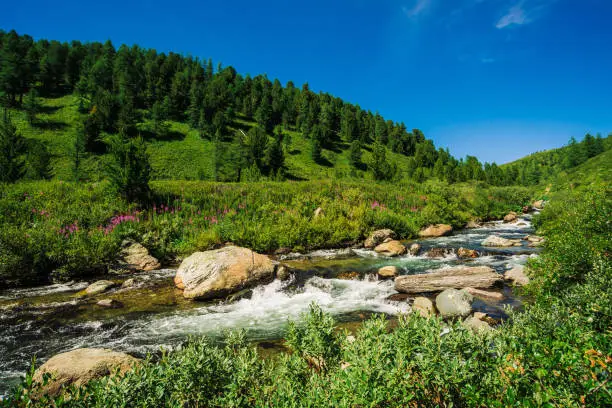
{"left": 11, "top": 95, "right": 415, "bottom": 181}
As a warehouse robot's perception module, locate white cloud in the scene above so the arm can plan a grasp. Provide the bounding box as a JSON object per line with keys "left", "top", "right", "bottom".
{"left": 496, "top": 3, "right": 529, "bottom": 29}
{"left": 402, "top": 0, "right": 432, "bottom": 18}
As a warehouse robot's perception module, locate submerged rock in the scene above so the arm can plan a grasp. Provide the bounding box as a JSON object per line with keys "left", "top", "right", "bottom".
{"left": 364, "top": 229, "right": 396, "bottom": 249}
{"left": 96, "top": 299, "right": 123, "bottom": 308}
{"left": 374, "top": 240, "right": 407, "bottom": 257}
{"left": 33, "top": 348, "right": 139, "bottom": 396}
{"left": 174, "top": 246, "right": 276, "bottom": 300}
{"left": 276, "top": 265, "right": 291, "bottom": 281}
{"left": 418, "top": 224, "right": 453, "bottom": 238}
{"left": 119, "top": 241, "right": 160, "bottom": 272}
{"left": 85, "top": 280, "right": 117, "bottom": 296}
{"left": 436, "top": 289, "right": 473, "bottom": 318}
{"left": 504, "top": 265, "right": 530, "bottom": 286}
{"left": 378, "top": 266, "right": 399, "bottom": 279}
{"left": 481, "top": 235, "right": 522, "bottom": 247}
{"left": 337, "top": 271, "right": 360, "bottom": 280}
{"left": 413, "top": 297, "right": 436, "bottom": 318}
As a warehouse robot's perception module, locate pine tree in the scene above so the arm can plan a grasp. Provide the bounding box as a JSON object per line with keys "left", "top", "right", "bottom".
{"left": 266, "top": 135, "right": 285, "bottom": 174}
{"left": 105, "top": 134, "right": 152, "bottom": 202}
{"left": 349, "top": 139, "right": 362, "bottom": 169}
{"left": 23, "top": 87, "right": 40, "bottom": 124}
{"left": 369, "top": 142, "right": 394, "bottom": 181}
{"left": 25, "top": 140, "right": 52, "bottom": 180}
{"left": 0, "top": 111, "right": 25, "bottom": 182}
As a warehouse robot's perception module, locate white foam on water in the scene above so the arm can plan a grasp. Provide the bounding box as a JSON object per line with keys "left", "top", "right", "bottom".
{"left": 0, "top": 281, "right": 89, "bottom": 300}
{"left": 116, "top": 276, "right": 409, "bottom": 344}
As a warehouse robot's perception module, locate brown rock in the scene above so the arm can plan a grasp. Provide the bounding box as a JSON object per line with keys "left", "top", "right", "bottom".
{"left": 413, "top": 297, "right": 436, "bottom": 318}
{"left": 364, "top": 229, "right": 396, "bottom": 249}
{"left": 174, "top": 246, "right": 276, "bottom": 300}
{"left": 533, "top": 200, "right": 545, "bottom": 210}
{"left": 395, "top": 266, "right": 502, "bottom": 294}
{"left": 386, "top": 293, "right": 410, "bottom": 302}
{"left": 465, "top": 220, "right": 482, "bottom": 229}
{"left": 276, "top": 265, "right": 291, "bottom": 281}
{"left": 120, "top": 241, "right": 160, "bottom": 271}
{"left": 418, "top": 224, "right": 453, "bottom": 238}
{"left": 504, "top": 265, "right": 530, "bottom": 286}
{"left": 503, "top": 212, "right": 518, "bottom": 223}
{"left": 464, "top": 287, "right": 504, "bottom": 301}
{"left": 33, "top": 348, "right": 139, "bottom": 396}
{"left": 409, "top": 243, "right": 421, "bottom": 256}
{"left": 463, "top": 315, "right": 493, "bottom": 333}
{"left": 426, "top": 247, "right": 452, "bottom": 258}
{"left": 378, "top": 266, "right": 399, "bottom": 279}
{"left": 457, "top": 247, "right": 479, "bottom": 258}
{"left": 337, "top": 271, "right": 360, "bottom": 280}
{"left": 374, "top": 240, "right": 407, "bottom": 257}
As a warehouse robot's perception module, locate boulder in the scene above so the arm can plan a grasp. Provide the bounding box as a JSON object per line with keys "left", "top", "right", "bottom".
{"left": 409, "top": 243, "right": 421, "bottom": 256}
{"left": 481, "top": 235, "right": 522, "bottom": 247}
{"left": 276, "top": 265, "right": 291, "bottom": 281}
{"left": 504, "top": 265, "right": 530, "bottom": 286}
{"left": 121, "top": 278, "right": 136, "bottom": 289}
{"left": 457, "top": 247, "right": 479, "bottom": 258}
{"left": 119, "top": 241, "right": 160, "bottom": 271}
{"left": 426, "top": 247, "right": 450, "bottom": 258}
{"left": 503, "top": 212, "right": 518, "bottom": 223}
{"left": 364, "top": 229, "right": 396, "bottom": 249}
{"left": 533, "top": 200, "right": 545, "bottom": 210}
{"left": 465, "top": 220, "right": 482, "bottom": 229}
{"left": 174, "top": 246, "right": 276, "bottom": 300}
{"left": 85, "top": 280, "right": 117, "bottom": 296}
{"left": 435, "top": 289, "right": 473, "bottom": 318}
{"left": 413, "top": 297, "right": 436, "bottom": 318}
{"left": 463, "top": 315, "right": 493, "bottom": 333}
{"left": 33, "top": 348, "right": 139, "bottom": 396}
{"left": 96, "top": 299, "right": 123, "bottom": 308}
{"left": 378, "top": 266, "right": 399, "bottom": 279}
{"left": 464, "top": 287, "right": 504, "bottom": 301}
{"left": 374, "top": 240, "right": 407, "bottom": 257}
{"left": 418, "top": 224, "right": 453, "bottom": 238}
{"left": 395, "top": 266, "right": 502, "bottom": 294}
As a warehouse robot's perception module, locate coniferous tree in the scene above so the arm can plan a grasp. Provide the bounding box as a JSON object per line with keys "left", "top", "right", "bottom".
{"left": 370, "top": 142, "right": 394, "bottom": 181}
{"left": 23, "top": 87, "right": 40, "bottom": 124}
{"left": 0, "top": 111, "right": 25, "bottom": 182}
{"left": 106, "top": 134, "right": 151, "bottom": 202}
{"left": 349, "top": 139, "right": 362, "bottom": 169}
{"left": 25, "top": 140, "right": 52, "bottom": 180}
{"left": 266, "top": 127, "right": 285, "bottom": 174}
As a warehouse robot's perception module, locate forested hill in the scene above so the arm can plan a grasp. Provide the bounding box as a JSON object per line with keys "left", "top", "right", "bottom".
{"left": 1, "top": 29, "right": 609, "bottom": 185}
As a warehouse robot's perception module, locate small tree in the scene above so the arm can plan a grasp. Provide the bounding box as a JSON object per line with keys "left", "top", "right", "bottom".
{"left": 25, "top": 140, "right": 52, "bottom": 180}
{"left": 150, "top": 100, "right": 169, "bottom": 138}
{"left": 266, "top": 131, "right": 285, "bottom": 175}
{"left": 369, "top": 142, "right": 395, "bottom": 181}
{"left": 0, "top": 111, "right": 25, "bottom": 183}
{"left": 106, "top": 134, "right": 152, "bottom": 202}
{"left": 23, "top": 88, "right": 41, "bottom": 125}
{"left": 349, "top": 139, "right": 362, "bottom": 169}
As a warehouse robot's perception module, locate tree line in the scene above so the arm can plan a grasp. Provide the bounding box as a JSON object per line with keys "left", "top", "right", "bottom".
{"left": 1, "top": 29, "right": 609, "bottom": 191}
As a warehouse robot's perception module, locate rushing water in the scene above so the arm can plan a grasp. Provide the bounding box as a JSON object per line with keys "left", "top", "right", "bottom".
{"left": 0, "top": 216, "right": 540, "bottom": 395}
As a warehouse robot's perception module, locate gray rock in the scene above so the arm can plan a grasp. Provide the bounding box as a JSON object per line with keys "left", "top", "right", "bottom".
{"left": 463, "top": 315, "right": 493, "bottom": 333}
{"left": 435, "top": 289, "right": 473, "bottom": 318}
{"left": 119, "top": 241, "right": 160, "bottom": 271}
{"left": 481, "top": 235, "right": 522, "bottom": 247}
{"left": 121, "top": 278, "right": 136, "bottom": 289}
{"left": 504, "top": 265, "right": 530, "bottom": 286}
{"left": 413, "top": 297, "right": 436, "bottom": 318}
{"left": 96, "top": 299, "right": 123, "bottom": 308}
{"left": 364, "top": 229, "right": 396, "bottom": 249}
{"left": 85, "top": 280, "right": 117, "bottom": 296}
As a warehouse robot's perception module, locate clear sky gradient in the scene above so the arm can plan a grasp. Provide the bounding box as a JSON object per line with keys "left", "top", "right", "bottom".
{"left": 3, "top": 0, "right": 611, "bottom": 163}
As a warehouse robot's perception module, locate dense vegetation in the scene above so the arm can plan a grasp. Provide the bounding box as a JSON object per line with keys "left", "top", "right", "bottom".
{"left": 0, "top": 179, "right": 531, "bottom": 287}
{"left": 2, "top": 29, "right": 609, "bottom": 186}
{"left": 4, "top": 183, "right": 609, "bottom": 407}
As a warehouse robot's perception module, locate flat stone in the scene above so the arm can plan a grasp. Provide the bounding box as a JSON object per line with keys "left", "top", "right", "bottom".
{"left": 504, "top": 265, "right": 530, "bottom": 286}
{"left": 418, "top": 224, "right": 453, "bottom": 238}
{"left": 378, "top": 266, "right": 399, "bottom": 279}
{"left": 85, "top": 280, "right": 116, "bottom": 296}
{"left": 96, "top": 299, "right": 123, "bottom": 308}
{"left": 374, "top": 240, "right": 407, "bottom": 257}
{"left": 464, "top": 287, "right": 504, "bottom": 301}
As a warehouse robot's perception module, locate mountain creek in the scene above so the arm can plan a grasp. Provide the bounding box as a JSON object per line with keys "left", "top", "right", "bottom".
{"left": 0, "top": 215, "right": 541, "bottom": 395}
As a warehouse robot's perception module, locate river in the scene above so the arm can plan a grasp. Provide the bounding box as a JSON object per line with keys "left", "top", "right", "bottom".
{"left": 0, "top": 215, "right": 540, "bottom": 395}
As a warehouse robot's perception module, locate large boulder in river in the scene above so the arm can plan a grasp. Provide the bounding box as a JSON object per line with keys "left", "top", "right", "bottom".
{"left": 435, "top": 289, "right": 473, "bottom": 318}
{"left": 85, "top": 280, "right": 117, "bottom": 295}
{"left": 364, "top": 229, "right": 396, "bottom": 248}
{"left": 395, "top": 266, "right": 502, "bottom": 294}
{"left": 119, "top": 241, "right": 160, "bottom": 271}
{"left": 174, "top": 246, "right": 276, "bottom": 300}
{"left": 33, "top": 348, "right": 139, "bottom": 396}
{"left": 481, "top": 235, "right": 522, "bottom": 247}
{"left": 418, "top": 224, "right": 453, "bottom": 238}
{"left": 374, "top": 240, "right": 407, "bottom": 257}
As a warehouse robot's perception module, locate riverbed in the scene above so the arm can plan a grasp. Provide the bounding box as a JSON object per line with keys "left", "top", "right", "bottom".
{"left": 0, "top": 216, "right": 540, "bottom": 395}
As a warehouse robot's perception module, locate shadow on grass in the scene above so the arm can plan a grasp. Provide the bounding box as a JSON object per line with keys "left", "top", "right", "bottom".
{"left": 315, "top": 156, "right": 334, "bottom": 167}
{"left": 140, "top": 129, "right": 186, "bottom": 142}
{"left": 38, "top": 105, "right": 62, "bottom": 115}
{"left": 33, "top": 120, "right": 68, "bottom": 131}
{"left": 284, "top": 172, "right": 308, "bottom": 181}
{"left": 288, "top": 149, "right": 301, "bottom": 155}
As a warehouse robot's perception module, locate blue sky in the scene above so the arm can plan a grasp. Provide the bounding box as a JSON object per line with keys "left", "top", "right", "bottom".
{"left": 2, "top": 0, "right": 611, "bottom": 163}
